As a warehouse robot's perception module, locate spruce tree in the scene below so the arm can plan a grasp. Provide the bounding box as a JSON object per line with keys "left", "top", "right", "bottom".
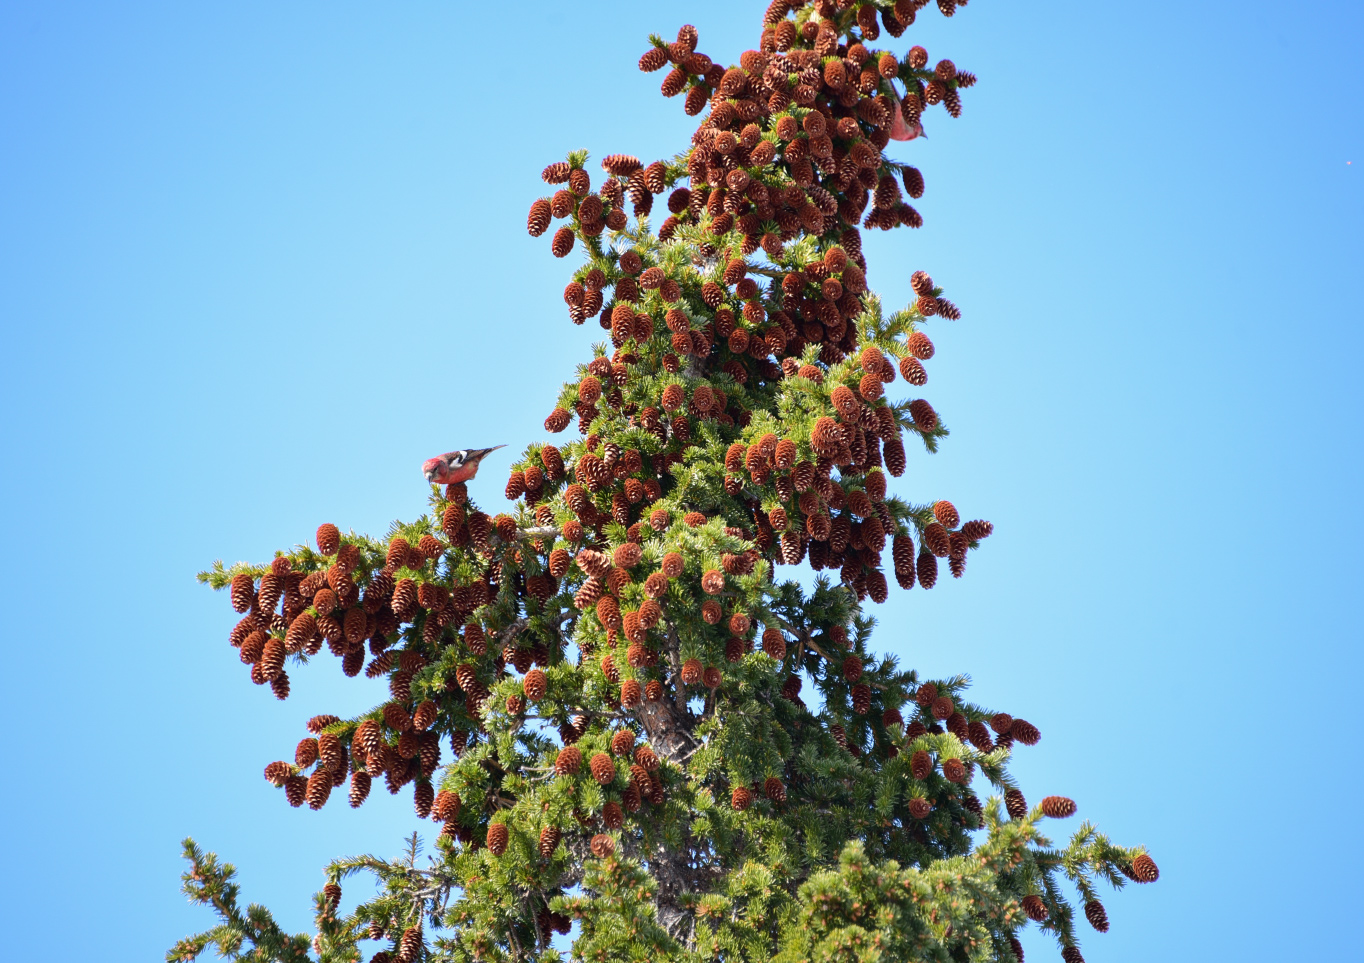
{"left": 174, "top": 2, "right": 1160, "bottom": 961}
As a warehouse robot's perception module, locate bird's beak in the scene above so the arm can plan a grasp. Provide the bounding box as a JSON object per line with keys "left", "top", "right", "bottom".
{"left": 424, "top": 467, "right": 439, "bottom": 483}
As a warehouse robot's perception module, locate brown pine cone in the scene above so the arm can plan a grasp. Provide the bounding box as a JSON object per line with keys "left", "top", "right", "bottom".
{"left": 545, "top": 407, "right": 571, "bottom": 433}
{"left": 621, "top": 679, "right": 643, "bottom": 707}
{"left": 1061, "top": 948, "right": 1085, "bottom": 963}
{"left": 851, "top": 683, "right": 871, "bottom": 715}
{"left": 908, "top": 797, "right": 932, "bottom": 819}
{"left": 1004, "top": 788, "right": 1027, "bottom": 820}
{"left": 1021, "top": 894, "right": 1048, "bottom": 921}
{"left": 1041, "top": 795, "right": 1077, "bottom": 818}
{"left": 315, "top": 523, "right": 341, "bottom": 555}
{"left": 932, "top": 499, "right": 960, "bottom": 529}
{"left": 539, "top": 825, "right": 562, "bottom": 858}
{"left": 731, "top": 786, "right": 754, "bottom": 810}
{"left": 1084, "top": 899, "right": 1109, "bottom": 932}
{"left": 305, "top": 771, "right": 331, "bottom": 810}
{"left": 610, "top": 730, "right": 636, "bottom": 756}
{"left": 283, "top": 774, "right": 307, "bottom": 807}
{"left": 230, "top": 573, "right": 255, "bottom": 613}
{"left": 398, "top": 927, "right": 423, "bottom": 961}
{"left": 942, "top": 758, "right": 967, "bottom": 783}
{"left": 931, "top": 695, "right": 954, "bottom": 720}
{"left": 590, "top": 834, "right": 615, "bottom": 858}
{"left": 590, "top": 752, "right": 616, "bottom": 785}
{"left": 923, "top": 522, "right": 952, "bottom": 557}
{"left": 1008, "top": 936, "right": 1024, "bottom": 962}
{"left": 961, "top": 519, "right": 994, "bottom": 541}
{"left": 432, "top": 790, "right": 460, "bottom": 822}
{"left": 762, "top": 629, "right": 787, "bottom": 661}
{"left": 413, "top": 781, "right": 434, "bottom": 819}
{"left": 967, "top": 720, "right": 994, "bottom": 752}
{"left": 486, "top": 823, "right": 509, "bottom": 856}
{"left": 910, "top": 750, "right": 933, "bottom": 780}
{"left": 523, "top": 668, "right": 548, "bottom": 702}
{"left": 317, "top": 733, "right": 342, "bottom": 772}
{"left": 551, "top": 226, "right": 574, "bottom": 258}
{"left": 1130, "top": 853, "right": 1160, "bottom": 882}
{"left": 527, "top": 198, "right": 552, "bottom": 236}
{"left": 555, "top": 746, "right": 583, "bottom": 775}
{"left": 1010, "top": 719, "right": 1041, "bottom": 745}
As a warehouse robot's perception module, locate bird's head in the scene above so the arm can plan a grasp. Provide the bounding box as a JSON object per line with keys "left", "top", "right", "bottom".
{"left": 423, "top": 446, "right": 506, "bottom": 485}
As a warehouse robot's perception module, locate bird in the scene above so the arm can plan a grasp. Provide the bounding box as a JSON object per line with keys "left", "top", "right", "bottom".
{"left": 423, "top": 446, "right": 505, "bottom": 485}
{"left": 888, "top": 98, "right": 924, "bottom": 142}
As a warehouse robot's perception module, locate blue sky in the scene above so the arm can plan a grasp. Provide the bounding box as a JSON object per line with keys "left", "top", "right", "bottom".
{"left": 1, "top": 1, "right": 1360, "bottom": 960}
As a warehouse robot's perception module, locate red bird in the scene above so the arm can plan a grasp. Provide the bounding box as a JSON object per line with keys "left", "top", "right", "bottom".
{"left": 888, "top": 98, "right": 924, "bottom": 142}
{"left": 423, "top": 446, "right": 505, "bottom": 485}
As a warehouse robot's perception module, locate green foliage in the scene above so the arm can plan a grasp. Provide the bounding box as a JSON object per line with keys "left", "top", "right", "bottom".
{"left": 175, "top": 2, "right": 1159, "bottom": 962}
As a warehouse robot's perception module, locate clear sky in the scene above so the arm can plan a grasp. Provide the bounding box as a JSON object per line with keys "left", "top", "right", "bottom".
{"left": 1, "top": 1, "right": 1360, "bottom": 960}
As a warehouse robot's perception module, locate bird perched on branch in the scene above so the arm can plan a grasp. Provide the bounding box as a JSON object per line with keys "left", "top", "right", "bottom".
{"left": 423, "top": 446, "right": 505, "bottom": 485}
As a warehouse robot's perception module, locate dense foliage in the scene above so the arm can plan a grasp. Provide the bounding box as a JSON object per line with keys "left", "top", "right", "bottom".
{"left": 174, "top": 2, "right": 1159, "bottom": 961}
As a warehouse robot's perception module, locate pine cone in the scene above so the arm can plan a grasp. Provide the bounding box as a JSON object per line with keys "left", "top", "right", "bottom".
{"left": 1010, "top": 719, "right": 1041, "bottom": 745}
{"left": 590, "top": 834, "right": 615, "bottom": 858}
{"left": 1041, "top": 795, "right": 1076, "bottom": 818}
{"left": 851, "top": 683, "right": 871, "bottom": 715}
{"left": 555, "top": 746, "right": 582, "bottom": 775}
{"left": 932, "top": 500, "right": 960, "bottom": 529}
{"left": 910, "top": 750, "right": 932, "bottom": 780}
{"left": 398, "top": 927, "right": 423, "bottom": 962}
{"left": 923, "top": 523, "right": 951, "bottom": 557}
{"left": 908, "top": 797, "right": 932, "bottom": 819}
{"left": 610, "top": 730, "right": 636, "bottom": 756}
{"left": 1085, "top": 899, "right": 1109, "bottom": 932}
{"left": 523, "top": 668, "right": 548, "bottom": 702}
{"left": 413, "top": 781, "right": 434, "bottom": 819}
{"left": 539, "top": 825, "right": 561, "bottom": 858}
{"left": 1004, "top": 788, "right": 1027, "bottom": 820}
{"left": 1061, "top": 948, "right": 1085, "bottom": 963}
{"left": 284, "top": 774, "right": 307, "bottom": 807}
{"left": 486, "top": 823, "right": 509, "bottom": 856}
{"left": 590, "top": 752, "right": 616, "bottom": 785}
{"left": 305, "top": 771, "right": 331, "bottom": 810}
{"left": 1130, "top": 853, "right": 1160, "bottom": 882}
{"left": 967, "top": 720, "right": 994, "bottom": 751}
{"left": 1021, "top": 894, "right": 1048, "bottom": 921}
{"left": 762, "top": 629, "right": 787, "bottom": 661}
{"left": 731, "top": 786, "right": 754, "bottom": 810}
{"left": 433, "top": 790, "right": 460, "bottom": 822}
{"left": 961, "top": 519, "right": 993, "bottom": 541}
{"left": 315, "top": 523, "right": 341, "bottom": 555}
